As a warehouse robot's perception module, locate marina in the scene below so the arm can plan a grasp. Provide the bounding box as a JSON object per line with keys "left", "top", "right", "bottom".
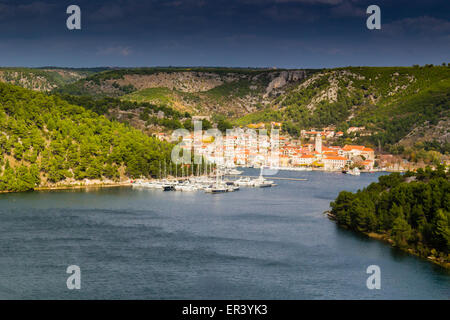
{"left": 130, "top": 165, "right": 383, "bottom": 192}
{"left": 132, "top": 167, "right": 279, "bottom": 193}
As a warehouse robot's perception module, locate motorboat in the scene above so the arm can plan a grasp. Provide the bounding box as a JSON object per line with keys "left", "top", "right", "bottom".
{"left": 224, "top": 168, "right": 243, "bottom": 175}
{"left": 175, "top": 182, "right": 198, "bottom": 192}
{"left": 347, "top": 167, "right": 361, "bottom": 176}
{"left": 251, "top": 168, "right": 275, "bottom": 187}
{"left": 234, "top": 177, "right": 253, "bottom": 186}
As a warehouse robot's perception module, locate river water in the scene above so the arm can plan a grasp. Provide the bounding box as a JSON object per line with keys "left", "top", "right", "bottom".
{"left": 0, "top": 169, "right": 448, "bottom": 299}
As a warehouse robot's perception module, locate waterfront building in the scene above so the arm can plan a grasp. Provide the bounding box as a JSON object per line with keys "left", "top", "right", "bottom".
{"left": 323, "top": 156, "right": 347, "bottom": 170}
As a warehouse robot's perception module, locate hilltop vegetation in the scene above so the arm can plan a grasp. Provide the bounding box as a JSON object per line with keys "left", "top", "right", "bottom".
{"left": 330, "top": 167, "right": 450, "bottom": 268}
{"left": 0, "top": 83, "right": 175, "bottom": 192}
{"left": 0, "top": 67, "right": 100, "bottom": 91}
{"left": 56, "top": 94, "right": 190, "bottom": 133}
{"left": 236, "top": 65, "right": 450, "bottom": 153}
{"left": 55, "top": 67, "right": 310, "bottom": 116}
{"left": 12, "top": 65, "right": 447, "bottom": 157}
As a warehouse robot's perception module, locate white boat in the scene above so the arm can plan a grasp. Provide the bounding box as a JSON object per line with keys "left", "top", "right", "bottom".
{"left": 205, "top": 183, "right": 228, "bottom": 193}
{"left": 131, "top": 180, "right": 145, "bottom": 188}
{"left": 205, "top": 166, "right": 238, "bottom": 193}
{"left": 234, "top": 177, "right": 253, "bottom": 186}
{"left": 252, "top": 177, "right": 274, "bottom": 188}
{"left": 251, "top": 168, "right": 275, "bottom": 187}
{"left": 348, "top": 167, "right": 361, "bottom": 176}
{"left": 175, "top": 182, "right": 198, "bottom": 192}
{"left": 224, "top": 168, "right": 243, "bottom": 175}
{"left": 212, "top": 186, "right": 228, "bottom": 193}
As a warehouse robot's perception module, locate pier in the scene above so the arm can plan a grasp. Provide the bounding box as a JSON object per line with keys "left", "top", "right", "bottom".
{"left": 228, "top": 175, "right": 308, "bottom": 181}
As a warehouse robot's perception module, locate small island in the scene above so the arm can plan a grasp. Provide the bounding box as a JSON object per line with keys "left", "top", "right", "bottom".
{"left": 329, "top": 166, "right": 450, "bottom": 268}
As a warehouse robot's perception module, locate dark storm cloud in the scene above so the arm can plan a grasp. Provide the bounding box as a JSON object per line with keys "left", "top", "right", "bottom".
{"left": 0, "top": 0, "right": 448, "bottom": 67}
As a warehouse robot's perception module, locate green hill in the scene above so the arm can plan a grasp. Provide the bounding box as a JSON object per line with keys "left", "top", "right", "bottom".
{"left": 236, "top": 65, "right": 450, "bottom": 152}
{"left": 53, "top": 65, "right": 449, "bottom": 156}
{"left": 330, "top": 167, "right": 450, "bottom": 268}
{"left": 0, "top": 67, "right": 103, "bottom": 92}
{"left": 55, "top": 94, "right": 190, "bottom": 133}
{"left": 0, "top": 82, "right": 175, "bottom": 192}
{"left": 54, "top": 67, "right": 311, "bottom": 116}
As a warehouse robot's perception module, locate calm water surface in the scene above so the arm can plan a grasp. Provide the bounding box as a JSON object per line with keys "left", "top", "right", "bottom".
{"left": 0, "top": 169, "right": 449, "bottom": 299}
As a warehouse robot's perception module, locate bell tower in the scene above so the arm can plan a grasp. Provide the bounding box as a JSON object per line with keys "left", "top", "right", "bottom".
{"left": 315, "top": 133, "right": 322, "bottom": 154}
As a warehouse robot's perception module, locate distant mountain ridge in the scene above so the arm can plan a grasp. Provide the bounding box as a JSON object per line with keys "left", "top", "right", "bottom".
{"left": 53, "top": 67, "right": 313, "bottom": 116}
{"left": 0, "top": 67, "right": 104, "bottom": 91}
{"left": 2, "top": 65, "right": 449, "bottom": 153}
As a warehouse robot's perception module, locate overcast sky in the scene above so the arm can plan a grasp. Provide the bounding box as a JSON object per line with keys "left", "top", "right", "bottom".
{"left": 0, "top": 0, "right": 449, "bottom": 68}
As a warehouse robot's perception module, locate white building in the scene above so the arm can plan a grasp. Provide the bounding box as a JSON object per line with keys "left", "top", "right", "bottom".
{"left": 323, "top": 156, "right": 347, "bottom": 170}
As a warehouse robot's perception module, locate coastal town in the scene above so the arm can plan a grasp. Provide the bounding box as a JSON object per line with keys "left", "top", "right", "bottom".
{"left": 157, "top": 122, "right": 379, "bottom": 173}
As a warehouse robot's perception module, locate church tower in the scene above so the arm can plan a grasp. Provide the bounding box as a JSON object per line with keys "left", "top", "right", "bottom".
{"left": 315, "top": 133, "right": 322, "bottom": 154}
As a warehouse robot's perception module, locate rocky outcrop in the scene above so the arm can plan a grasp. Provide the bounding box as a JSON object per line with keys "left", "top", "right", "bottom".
{"left": 265, "top": 70, "right": 307, "bottom": 96}
{"left": 112, "top": 72, "right": 234, "bottom": 93}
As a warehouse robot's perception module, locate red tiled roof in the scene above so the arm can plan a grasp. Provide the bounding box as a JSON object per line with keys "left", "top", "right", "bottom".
{"left": 343, "top": 145, "right": 365, "bottom": 151}
{"left": 324, "top": 156, "right": 347, "bottom": 161}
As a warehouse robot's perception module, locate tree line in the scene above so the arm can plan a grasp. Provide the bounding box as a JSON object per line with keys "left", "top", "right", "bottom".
{"left": 0, "top": 83, "right": 177, "bottom": 192}
{"left": 330, "top": 166, "right": 449, "bottom": 265}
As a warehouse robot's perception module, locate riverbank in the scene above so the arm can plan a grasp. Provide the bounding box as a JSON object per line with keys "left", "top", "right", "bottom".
{"left": 325, "top": 211, "right": 450, "bottom": 270}
{"left": 35, "top": 182, "right": 133, "bottom": 192}
{"left": 0, "top": 181, "right": 132, "bottom": 194}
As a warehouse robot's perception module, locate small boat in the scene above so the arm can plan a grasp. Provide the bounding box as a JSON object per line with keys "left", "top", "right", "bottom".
{"left": 131, "top": 180, "right": 146, "bottom": 188}
{"left": 163, "top": 185, "right": 175, "bottom": 191}
{"left": 175, "top": 182, "right": 198, "bottom": 192}
{"left": 234, "top": 177, "right": 253, "bottom": 186}
{"left": 224, "top": 168, "right": 243, "bottom": 175}
{"left": 205, "top": 184, "right": 228, "bottom": 193}
{"left": 212, "top": 187, "right": 228, "bottom": 193}
{"left": 348, "top": 168, "right": 361, "bottom": 176}
{"left": 252, "top": 178, "right": 273, "bottom": 188}
{"left": 251, "top": 168, "right": 275, "bottom": 187}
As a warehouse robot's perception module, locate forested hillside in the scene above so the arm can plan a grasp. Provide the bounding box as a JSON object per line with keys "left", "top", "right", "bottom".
{"left": 53, "top": 65, "right": 449, "bottom": 155}
{"left": 56, "top": 94, "right": 191, "bottom": 133}
{"left": 234, "top": 65, "right": 450, "bottom": 156}
{"left": 0, "top": 67, "right": 100, "bottom": 91}
{"left": 330, "top": 167, "right": 450, "bottom": 268}
{"left": 0, "top": 83, "right": 175, "bottom": 192}
{"left": 54, "top": 67, "right": 310, "bottom": 116}
{"left": 29, "top": 64, "right": 450, "bottom": 161}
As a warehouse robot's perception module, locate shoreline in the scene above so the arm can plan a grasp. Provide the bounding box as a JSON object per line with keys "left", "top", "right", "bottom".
{"left": 35, "top": 182, "right": 133, "bottom": 192}
{"left": 325, "top": 211, "right": 450, "bottom": 270}
{"left": 253, "top": 166, "right": 407, "bottom": 173}
{"left": 0, "top": 182, "right": 132, "bottom": 194}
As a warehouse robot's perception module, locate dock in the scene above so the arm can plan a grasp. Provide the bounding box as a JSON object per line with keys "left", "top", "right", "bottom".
{"left": 229, "top": 175, "right": 308, "bottom": 181}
